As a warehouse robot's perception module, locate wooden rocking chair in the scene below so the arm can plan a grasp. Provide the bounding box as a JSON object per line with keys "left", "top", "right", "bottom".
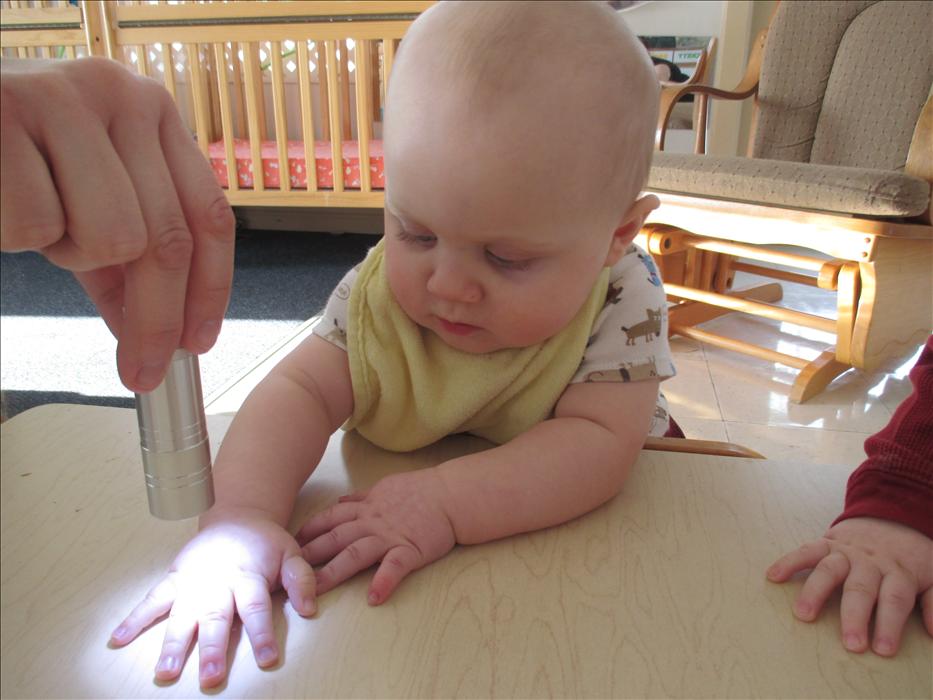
{"left": 642, "top": 0, "right": 933, "bottom": 403}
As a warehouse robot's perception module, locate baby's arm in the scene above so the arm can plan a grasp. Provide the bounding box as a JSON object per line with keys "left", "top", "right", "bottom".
{"left": 299, "top": 379, "right": 658, "bottom": 603}
{"left": 111, "top": 335, "right": 353, "bottom": 687}
{"left": 437, "top": 379, "right": 659, "bottom": 543}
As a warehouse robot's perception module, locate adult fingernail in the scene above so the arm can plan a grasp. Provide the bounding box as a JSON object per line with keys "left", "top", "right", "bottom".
{"left": 368, "top": 591, "right": 380, "bottom": 605}
{"left": 203, "top": 661, "right": 219, "bottom": 678}
{"left": 135, "top": 362, "right": 166, "bottom": 390}
{"left": 302, "top": 597, "right": 317, "bottom": 615}
{"left": 844, "top": 633, "right": 861, "bottom": 651}
{"left": 111, "top": 624, "right": 128, "bottom": 642}
{"left": 874, "top": 638, "right": 894, "bottom": 655}
{"left": 257, "top": 646, "right": 277, "bottom": 666}
{"left": 795, "top": 602, "right": 812, "bottom": 619}
{"left": 195, "top": 321, "right": 221, "bottom": 351}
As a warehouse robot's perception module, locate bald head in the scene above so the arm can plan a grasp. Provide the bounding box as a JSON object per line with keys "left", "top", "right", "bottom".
{"left": 385, "top": 1, "right": 659, "bottom": 229}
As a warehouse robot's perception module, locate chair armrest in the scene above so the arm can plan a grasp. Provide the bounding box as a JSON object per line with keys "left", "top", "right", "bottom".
{"left": 656, "top": 28, "right": 768, "bottom": 151}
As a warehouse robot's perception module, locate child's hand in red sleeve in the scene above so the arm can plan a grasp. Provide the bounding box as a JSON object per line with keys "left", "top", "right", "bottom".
{"left": 767, "top": 516, "right": 933, "bottom": 657}
{"left": 297, "top": 469, "right": 457, "bottom": 605}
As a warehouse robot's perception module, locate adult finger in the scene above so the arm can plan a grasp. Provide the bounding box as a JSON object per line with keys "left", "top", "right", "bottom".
{"left": 110, "top": 576, "right": 177, "bottom": 647}
{"left": 315, "top": 535, "right": 385, "bottom": 596}
{"left": 839, "top": 562, "right": 882, "bottom": 653}
{"left": 295, "top": 502, "right": 360, "bottom": 545}
{"left": 337, "top": 489, "right": 369, "bottom": 504}
{"left": 301, "top": 520, "right": 370, "bottom": 565}
{"left": 766, "top": 541, "right": 830, "bottom": 582}
{"left": 368, "top": 545, "right": 422, "bottom": 605}
{"left": 281, "top": 554, "right": 318, "bottom": 616}
{"left": 37, "top": 104, "right": 147, "bottom": 271}
{"left": 158, "top": 98, "right": 235, "bottom": 355}
{"left": 111, "top": 96, "right": 195, "bottom": 392}
{"left": 0, "top": 122, "right": 65, "bottom": 253}
{"left": 871, "top": 571, "right": 918, "bottom": 657}
{"left": 195, "top": 590, "right": 236, "bottom": 688}
{"left": 74, "top": 266, "right": 126, "bottom": 339}
{"left": 232, "top": 574, "right": 278, "bottom": 669}
{"left": 794, "top": 551, "right": 851, "bottom": 622}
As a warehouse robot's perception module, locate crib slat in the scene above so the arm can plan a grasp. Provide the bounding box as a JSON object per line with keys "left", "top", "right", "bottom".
{"left": 338, "top": 39, "right": 352, "bottom": 142}
{"left": 317, "top": 42, "right": 330, "bottom": 142}
{"left": 354, "top": 39, "right": 371, "bottom": 193}
{"left": 230, "top": 42, "right": 246, "bottom": 138}
{"left": 270, "top": 39, "right": 291, "bottom": 192}
{"left": 249, "top": 42, "right": 268, "bottom": 144}
{"left": 205, "top": 45, "right": 223, "bottom": 146}
{"left": 64, "top": 44, "right": 75, "bottom": 59}
{"left": 212, "top": 42, "right": 239, "bottom": 194}
{"left": 297, "top": 39, "right": 319, "bottom": 193}
{"left": 186, "top": 43, "right": 210, "bottom": 159}
{"left": 325, "top": 40, "right": 344, "bottom": 192}
{"left": 162, "top": 42, "right": 177, "bottom": 101}
{"left": 242, "top": 41, "right": 266, "bottom": 191}
{"left": 137, "top": 44, "right": 150, "bottom": 78}
{"left": 383, "top": 37, "right": 396, "bottom": 91}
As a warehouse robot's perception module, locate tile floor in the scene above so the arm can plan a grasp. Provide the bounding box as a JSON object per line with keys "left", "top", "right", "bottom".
{"left": 207, "top": 267, "right": 927, "bottom": 468}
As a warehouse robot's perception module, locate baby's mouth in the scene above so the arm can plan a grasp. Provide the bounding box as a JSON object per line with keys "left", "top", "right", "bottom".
{"left": 437, "top": 317, "right": 480, "bottom": 336}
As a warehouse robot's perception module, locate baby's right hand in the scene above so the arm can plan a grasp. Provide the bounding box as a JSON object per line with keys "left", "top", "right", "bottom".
{"left": 110, "top": 507, "right": 317, "bottom": 688}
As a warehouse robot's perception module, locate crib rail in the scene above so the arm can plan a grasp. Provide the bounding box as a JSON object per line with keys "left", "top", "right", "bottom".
{"left": 1, "top": 0, "right": 435, "bottom": 209}
{"left": 0, "top": 0, "right": 95, "bottom": 60}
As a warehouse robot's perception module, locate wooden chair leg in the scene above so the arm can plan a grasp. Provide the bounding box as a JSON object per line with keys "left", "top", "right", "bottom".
{"left": 790, "top": 350, "right": 851, "bottom": 403}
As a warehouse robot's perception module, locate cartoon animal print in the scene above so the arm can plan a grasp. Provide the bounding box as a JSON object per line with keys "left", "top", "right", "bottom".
{"left": 653, "top": 404, "right": 668, "bottom": 422}
{"left": 334, "top": 282, "right": 352, "bottom": 300}
{"left": 620, "top": 356, "right": 658, "bottom": 381}
{"left": 323, "top": 318, "right": 347, "bottom": 346}
{"left": 637, "top": 250, "right": 662, "bottom": 287}
{"left": 605, "top": 282, "right": 624, "bottom": 306}
{"left": 584, "top": 369, "right": 626, "bottom": 383}
{"left": 621, "top": 307, "right": 662, "bottom": 345}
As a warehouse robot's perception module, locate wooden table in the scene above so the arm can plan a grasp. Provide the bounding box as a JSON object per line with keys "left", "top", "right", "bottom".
{"left": 1, "top": 404, "right": 930, "bottom": 699}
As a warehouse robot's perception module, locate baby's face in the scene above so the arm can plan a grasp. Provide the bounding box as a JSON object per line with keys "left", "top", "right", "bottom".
{"left": 383, "top": 123, "right": 616, "bottom": 354}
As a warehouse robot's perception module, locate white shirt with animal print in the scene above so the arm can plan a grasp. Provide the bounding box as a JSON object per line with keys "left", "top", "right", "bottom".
{"left": 314, "top": 243, "right": 677, "bottom": 436}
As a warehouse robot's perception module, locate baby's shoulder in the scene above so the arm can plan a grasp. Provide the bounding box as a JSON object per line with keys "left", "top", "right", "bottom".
{"left": 604, "top": 243, "right": 664, "bottom": 304}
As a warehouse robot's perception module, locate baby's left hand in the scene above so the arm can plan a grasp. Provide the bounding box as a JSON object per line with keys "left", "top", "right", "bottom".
{"left": 297, "top": 469, "right": 457, "bottom": 604}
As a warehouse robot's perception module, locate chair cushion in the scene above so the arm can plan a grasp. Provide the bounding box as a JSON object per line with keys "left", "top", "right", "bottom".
{"left": 648, "top": 152, "right": 931, "bottom": 217}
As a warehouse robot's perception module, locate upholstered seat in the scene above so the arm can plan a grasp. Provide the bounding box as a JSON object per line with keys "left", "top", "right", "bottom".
{"left": 641, "top": 0, "right": 932, "bottom": 402}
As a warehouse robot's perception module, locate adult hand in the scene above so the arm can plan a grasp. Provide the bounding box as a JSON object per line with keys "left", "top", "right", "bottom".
{"left": 110, "top": 507, "right": 317, "bottom": 688}
{"left": 767, "top": 517, "right": 933, "bottom": 656}
{"left": 1, "top": 57, "right": 235, "bottom": 392}
{"left": 297, "top": 469, "right": 457, "bottom": 605}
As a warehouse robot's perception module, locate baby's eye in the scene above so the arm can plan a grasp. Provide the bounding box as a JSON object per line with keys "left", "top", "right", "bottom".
{"left": 486, "top": 250, "right": 531, "bottom": 271}
{"left": 397, "top": 230, "right": 436, "bottom": 246}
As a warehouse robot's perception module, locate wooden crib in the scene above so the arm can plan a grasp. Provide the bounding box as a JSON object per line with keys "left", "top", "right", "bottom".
{"left": 1, "top": 0, "right": 436, "bottom": 209}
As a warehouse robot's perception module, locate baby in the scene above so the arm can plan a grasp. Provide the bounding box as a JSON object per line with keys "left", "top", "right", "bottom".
{"left": 110, "top": 0, "right": 672, "bottom": 688}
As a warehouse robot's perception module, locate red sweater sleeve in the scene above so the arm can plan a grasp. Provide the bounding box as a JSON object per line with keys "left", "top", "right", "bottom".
{"left": 832, "top": 335, "right": 933, "bottom": 539}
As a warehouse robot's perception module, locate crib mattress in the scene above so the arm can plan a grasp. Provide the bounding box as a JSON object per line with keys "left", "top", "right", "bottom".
{"left": 208, "top": 138, "right": 385, "bottom": 190}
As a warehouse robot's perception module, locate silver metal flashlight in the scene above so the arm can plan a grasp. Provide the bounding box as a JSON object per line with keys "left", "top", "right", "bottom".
{"left": 135, "top": 349, "right": 215, "bottom": 520}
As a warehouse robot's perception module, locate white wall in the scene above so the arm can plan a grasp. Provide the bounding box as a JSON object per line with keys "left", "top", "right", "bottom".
{"left": 618, "top": 1, "right": 724, "bottom": 38}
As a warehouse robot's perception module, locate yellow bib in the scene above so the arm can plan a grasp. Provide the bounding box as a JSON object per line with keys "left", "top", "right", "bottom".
{"left": 345, "top": 240, "right": 610, "bottom": 451}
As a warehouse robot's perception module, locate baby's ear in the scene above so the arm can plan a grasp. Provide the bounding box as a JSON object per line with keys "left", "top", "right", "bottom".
{"left": 603, "top": 194, "right": 660, "bottom": 267}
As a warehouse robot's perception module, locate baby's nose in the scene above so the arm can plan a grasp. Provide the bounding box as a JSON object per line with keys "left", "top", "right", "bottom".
{"left": 427, "top": 260, "right": 482, "bottom": 304}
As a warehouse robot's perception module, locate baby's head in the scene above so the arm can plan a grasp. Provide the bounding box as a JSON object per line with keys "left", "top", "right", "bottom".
{"left": 382, "top": 1, "right": 659, "bottom": 353}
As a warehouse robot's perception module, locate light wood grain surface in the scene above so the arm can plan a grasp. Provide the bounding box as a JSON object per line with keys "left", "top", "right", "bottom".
{"left": 1, "top": 404, "right": 930, "bottom": 699}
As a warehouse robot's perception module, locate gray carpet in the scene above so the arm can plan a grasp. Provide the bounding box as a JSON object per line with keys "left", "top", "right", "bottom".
{"left": 0, "top": 229, "right": 375, "bottom": 418}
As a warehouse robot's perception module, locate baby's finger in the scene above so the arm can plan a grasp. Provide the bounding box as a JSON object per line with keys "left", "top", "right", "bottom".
{"left": 281, "top": 554, "right": 317, "bottom": 616}
{"left": 196, "top": 591, "right": 235, "bottom": 688}
{"left": 232, "top": 574, "right": 278, "bottom": 669}
{"left": 110, "top": 576, "right": 177, "bottom": 646}
{"left": 154, "top": 599, "right": 200, "bottom": 682}
{"left": 315, "top": 535, "right": 385, "bottom": 596}
{"left": 295, "top": 502, "right": 360, "bottom": 545}
{"left": 920, "top": 587, "right": 933, "bottom": 636}
{"left": 794, "top": 551, "right": 851, "bottom": 622}
{"left": 839, "top": 562, "right": 882, "bottom": 653}
{"left": 368, "top": 545, "right": 422, "bottom": 605}
{"left": 301, "top": 520, "right": 370, "bottom": 565}
{"left": 766, "top": 540, "right": 830, "bottom": 582}
{"left": 871, "top": 572, "right": 917, "bottom": 657}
